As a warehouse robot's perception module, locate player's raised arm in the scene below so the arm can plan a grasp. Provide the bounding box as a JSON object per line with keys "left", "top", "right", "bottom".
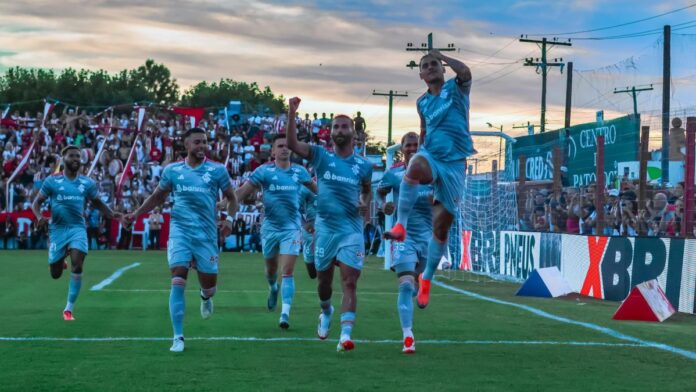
{"left": 285, "top": 97, "right": 312, "bottom": 159}
{"left": 431, "top": 49, "right": 471, "bottom": 82}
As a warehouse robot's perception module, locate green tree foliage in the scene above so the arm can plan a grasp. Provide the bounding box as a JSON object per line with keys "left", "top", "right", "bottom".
{"left": 0, "top": 60, "right": 283, "bottom": 114}
{"left": 180, "top": 78, "right": 285, "bottom": 113}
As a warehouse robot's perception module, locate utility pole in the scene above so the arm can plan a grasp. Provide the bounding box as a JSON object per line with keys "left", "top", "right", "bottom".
{"left": 372, "top": 90, "right": 408, "bottom": 145}
{"left": 519, "top": 36, "right": 572, "bottom": 133}
{"left": 405, "top": 32, "right": 456, "bottom": 69}
{"left": 563, "top": 61, "right": 574, "bottom": 175}
{"left": 613, "top": 84, "right": 654, "bottom": 118}
{"left": 513, "top": 121, "right": 542, "bottom": 135}
{"left": 662, "top": 25, "right": 671, "bottom": 185}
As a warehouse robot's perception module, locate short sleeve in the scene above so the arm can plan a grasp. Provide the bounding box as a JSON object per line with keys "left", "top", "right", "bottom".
{"left": 39, "top": 177, "right": 53, "bottom": 197}
{"left": 454, "top": 76, "right": 472, "bottom": 96}
{"left": 216, "top": 166, "right": 231, "bottom": 192}
{"left": 297, "top": 166, "right": 311, "bottom": 184}
{"left": 309, "top": 145, "right": 325, "bottom": 168}
{"left": 86, "top": 179, "right": 99, "bottom": 200}
{"left": 159, "top": 165, "right": 172, "bottom": 191}
{"left": 249, "top": 165, "right": 265, "bottom": 188}
{"left": 378, "top": 170, "right": 395, "bottom": 191}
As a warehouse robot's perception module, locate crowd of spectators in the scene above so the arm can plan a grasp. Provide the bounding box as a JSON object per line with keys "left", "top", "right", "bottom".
{"left": 0, "top": 106, "right": 368, "bottom": 250}
{"left": 521, "top": 175, "right": 694, "bottom": 237}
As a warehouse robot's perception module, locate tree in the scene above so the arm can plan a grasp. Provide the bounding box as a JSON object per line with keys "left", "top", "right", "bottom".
{"left": 129, "top": 59, "right": 179, "bottom": 105}
{"left": 180, "top": 78, "right": 285, "bottom": 113}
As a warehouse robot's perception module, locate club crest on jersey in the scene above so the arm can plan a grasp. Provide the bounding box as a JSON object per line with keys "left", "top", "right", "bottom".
{"left": 352, "top": 164, "right": 360, "bottom": 176}
{"left": 440, "top": 90, "right": 449, "bottom": 99}
{"left": 78, "top": 184, "right": 85, "bottom": 193}
{"left": 292, "top": 174, "right": 299, "bottom": 182}
{"left": 202, "top": 172, "right": 211, "bottom": 183}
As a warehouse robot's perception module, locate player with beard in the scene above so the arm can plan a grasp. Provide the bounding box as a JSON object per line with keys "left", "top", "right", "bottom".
{"left": 234, "top": 135, "right": 316, "bottom": 329}
{"left": 384, "top": 50, "right": 474, "bottom": 309}
{"left": 123, "top": 128, "right": 238, "bottom": 352}
{"left": 286, "top": 97, "right": 373, "bottom": 352}
{"left": 32, "top": 145, "right": 120, "bottom": 321}
{"left": 377, "top": 132, "right": 433, "bottom": 353}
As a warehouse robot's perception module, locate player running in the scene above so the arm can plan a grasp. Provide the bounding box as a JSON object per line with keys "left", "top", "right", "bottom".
{"left": 31, "top": 145, "right": 120, "bottom": 321}
{"left": 377, "top": 132, "right": 432, "bottom": 353}
{"left": 234, "top": 135, "right": 316, "bottom": 330}
{"left": 384, "top": 49, "right": 474, "bottom": 309}
{"left": 123, "top": 128, "right": 237, "bottom": 353}
{"left": 286, "top": 97, "right": 373, "bottom": 352}
{"left": 299, "top": 184, "right": 317, "bottom": 279}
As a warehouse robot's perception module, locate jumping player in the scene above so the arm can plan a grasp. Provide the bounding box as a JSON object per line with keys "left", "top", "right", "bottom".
{"left": 234, "top": 135, "right": 316, "bottom": 329}
{"left": 32, "top": 145, "right": 120, "bottom": 321}
{"left": 377, "top": 132, "right": 433, "bottom": 353}
{"left": 384, "top": 49, "right": 474, "bottom": 309}
{"left": 286, "top": 97, "right": 373, "bottom": 352}
{"left": 123, "top": 128, "right": 238, "bottom": 352}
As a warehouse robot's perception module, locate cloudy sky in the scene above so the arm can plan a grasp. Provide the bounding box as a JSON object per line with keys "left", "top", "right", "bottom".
{"left": 1, "top": 0, "right": 695, "bottom": 164}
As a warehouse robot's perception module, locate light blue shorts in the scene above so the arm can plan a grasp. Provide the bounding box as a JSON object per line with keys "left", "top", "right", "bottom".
{"left": 314, "top": 232, "right": 364, "bottom": 272}
{"left": 261, "top": 230, "right": 301, "bottom": 260}
{"left": 415, "top": 148, "right": 467, "bottom": 215}
{"left": 167, "top": 236, "right": 219, "bottom": 274}
{"left": 48, "top": 227, "right": 88, "bottom": 264}
{"left": 302, "top": 227, "right": 315, "bottom": 264}
{"left": 391, "top": 236, "right": 427, "bottom": 274}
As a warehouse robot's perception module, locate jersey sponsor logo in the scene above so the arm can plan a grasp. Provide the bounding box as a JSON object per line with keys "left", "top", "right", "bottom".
{"left": 175, "top": 184, "right": 210, "bottom": 193}
{"left": 424, "top": 99, "right": 452, "bottom": 124}
{"left": 56, "top": 194, "right": 84, "bottom": 201}
{"left": 269, "top": 184, "right": 298, "bottom": 192}
{"left": 322, "top": 170, "right": 359, "bottom": 185}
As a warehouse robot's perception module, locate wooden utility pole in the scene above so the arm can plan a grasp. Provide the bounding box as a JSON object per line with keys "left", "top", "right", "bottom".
{"left": 519, "top": 36, "right": 572, "bottom": 133}
{"left": 405, "top": 32, "right": 456, "bottom": 69}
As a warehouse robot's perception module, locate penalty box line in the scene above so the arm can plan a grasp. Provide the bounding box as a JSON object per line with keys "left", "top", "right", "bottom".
{"left": 433, "top": 280, "right": 696, "bottom": 361}
{"left": 0, "top": 336, "right": 644, "bottom": 348}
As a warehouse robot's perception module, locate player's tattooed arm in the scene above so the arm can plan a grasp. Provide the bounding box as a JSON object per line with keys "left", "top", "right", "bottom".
{"left": 125, "top": 186, "right": 170, "bottom": 227}
{"left": 358, "top": 178, "right": 372, "bottom": 222}
{"left": 234, "top": 181, "right": 259, "bottom": 207}
{"left": 91, "top": 197, "right": 120, "bottom": 220}
{"left": 376, "top": 186, "right": 395, "bottom": 216}
{"left": 430, "top": 49, "right": 471, "bottom": 82}
{"left": 303, "top": 180, "right": 318, "bottom": 195}
{"left": 285, "top": 97, "right": 313, "bottom": 160}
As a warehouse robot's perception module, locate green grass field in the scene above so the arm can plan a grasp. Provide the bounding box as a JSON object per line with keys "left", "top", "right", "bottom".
{"left": 1, "top": 250, "right": 695, "bottom": 392}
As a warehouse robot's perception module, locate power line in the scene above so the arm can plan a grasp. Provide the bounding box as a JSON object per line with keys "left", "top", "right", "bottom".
{"left": 529, "top": 3, "right": 696, "bottom": 36}
{"left": 571, "top": 20, "right": 696, "bottom": 40}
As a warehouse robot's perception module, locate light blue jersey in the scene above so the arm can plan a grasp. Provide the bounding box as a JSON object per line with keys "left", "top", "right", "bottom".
{"left": 378, "top": 164, "right": 433, "bottom": 242}
{"left": 40, "top": 174, "right": 98, "bottom": 263}
{"left": 309, "top": 145, "right": 373, "bottom": 235}
{"left": 39, "top": 174, "right": 98, "bottom": 230}
{"left": 249, "top": 162, "right": 311, "bottom": 233}
{"left": 418, "top": 77, "right": 475, "bottom": 162}
{"left": 378, "top": 164, "right": 433, "bottom": 270}
{"left": 159, "top": 159, "right": 231, "bottom": 243}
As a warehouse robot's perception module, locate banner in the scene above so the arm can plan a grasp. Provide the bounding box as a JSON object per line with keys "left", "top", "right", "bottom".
{"left": 499, "top": 231, "right": 541, "bottom": 280}
{"left": 510, "top": 115, "right": 640, "bottom": 186}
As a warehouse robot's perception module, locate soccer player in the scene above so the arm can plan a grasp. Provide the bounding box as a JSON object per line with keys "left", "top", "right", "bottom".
{"left": 286, "top": 97, "right": 373, "bottom": 352}
{"left": 384, "top": 49, "right": 474, "bottom": 309}
{"left": 123, "top": 128, "right": 237, "bottom": 352}
{"left": 234, "top": 135, "right": 316, "bottom": 329}
{"left": 299, "top": 184, "right": 317, "bottom": 279}
{"left": 377, "top": 132, "right": 432, "bottom": 353}
{"left": 31, "top": 145, "right": 120, "bottom": 321}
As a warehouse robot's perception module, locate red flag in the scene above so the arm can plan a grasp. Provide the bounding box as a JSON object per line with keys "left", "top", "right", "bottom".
{"left": 172, "top": 107, "right": 205, "bottom": 128}
{"left": 41, "top": 101, "right": 56, "bottom": 128}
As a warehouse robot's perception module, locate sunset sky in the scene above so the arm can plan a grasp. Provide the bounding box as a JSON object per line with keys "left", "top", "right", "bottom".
{"left": 1, "top": 1, "right": 696, "bottom": 166}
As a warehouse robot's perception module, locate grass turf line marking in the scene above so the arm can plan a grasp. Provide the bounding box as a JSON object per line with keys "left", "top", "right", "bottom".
{"left": 98, "top": 288, "right": 456, "bottom": 296}
{"left": 0, "top": 336, "right": 643, "bottom": 347}
{"left": 433, "top": 280, "right": 696, "bottom": 361}
{"left": 90, "top": 262, "right": 141, "bottom": 291}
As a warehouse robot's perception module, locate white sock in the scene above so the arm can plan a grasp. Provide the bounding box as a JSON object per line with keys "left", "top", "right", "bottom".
{"left": 281, "top": 303, "right": 291, "bottom": 315}
{"left": 64, "top": 302, "right": 74, "bottom": 312}
{"left": 340, "top": 333, "right": 351, "bottom": 342}
{"left": 402, "top": 328, "right": 413, "bottom": 339}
